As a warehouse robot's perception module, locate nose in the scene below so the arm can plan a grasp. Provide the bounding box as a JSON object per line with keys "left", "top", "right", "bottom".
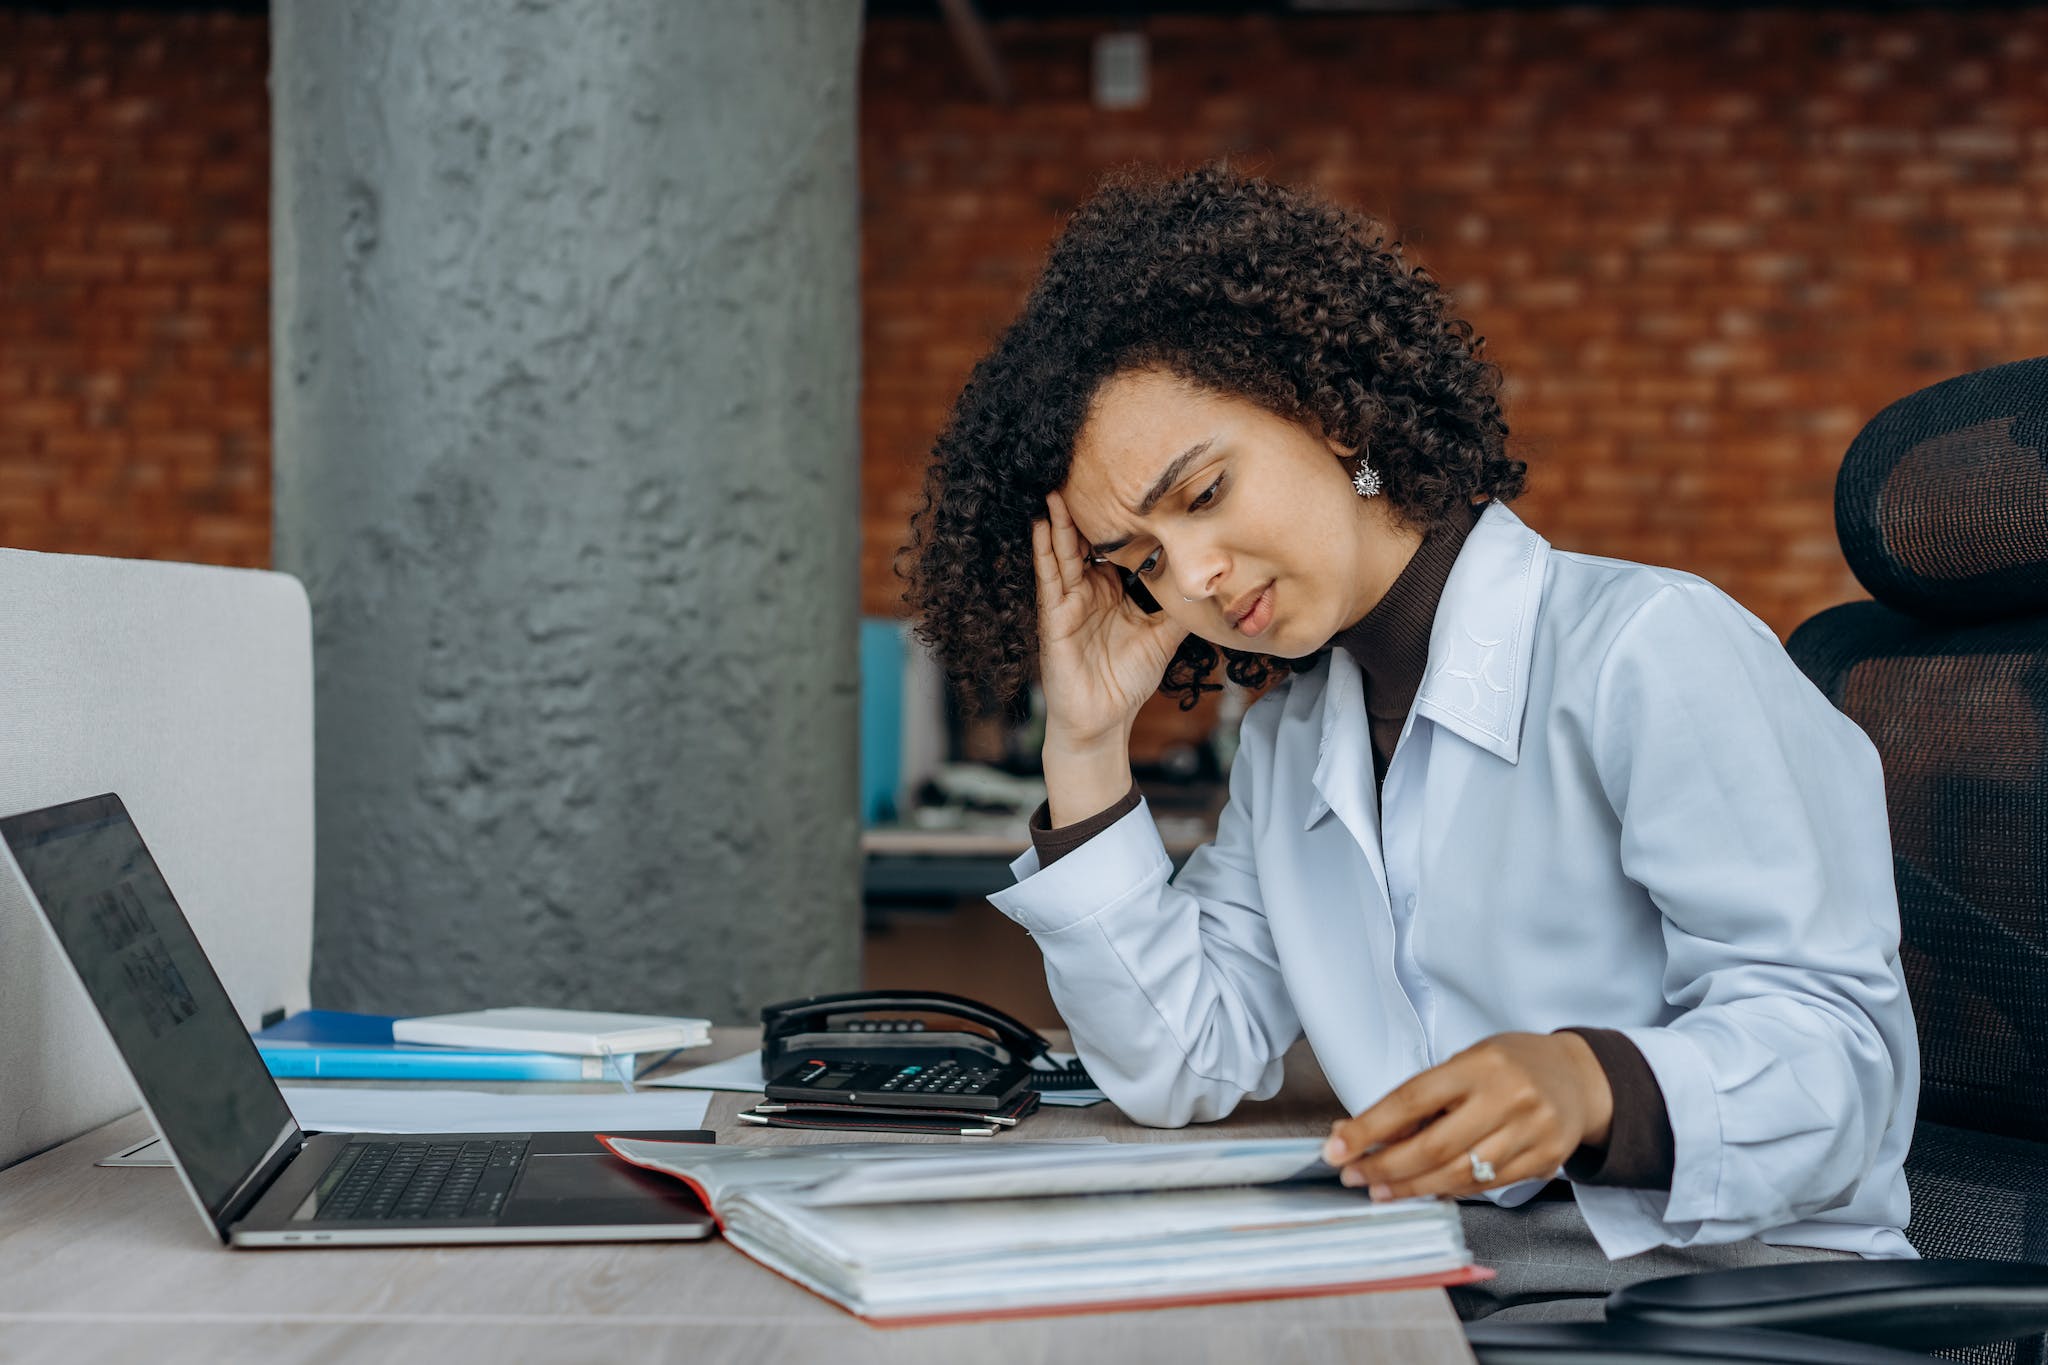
{"left": 1167, "top": 531, "right": 1229, "bottom": 606}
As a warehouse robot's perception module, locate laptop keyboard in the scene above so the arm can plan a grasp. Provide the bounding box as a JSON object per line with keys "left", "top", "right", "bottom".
{"left": 316, "top": 1138, "right": 529, "bottom": 1222}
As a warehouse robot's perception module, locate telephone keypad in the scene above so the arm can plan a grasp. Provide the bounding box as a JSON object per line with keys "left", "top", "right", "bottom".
{"left": 876, "top": 1059, "right": 998, "bottom": 1095}
{"left": 765, "top": 1053, "right": 1030, "bottom": 1111}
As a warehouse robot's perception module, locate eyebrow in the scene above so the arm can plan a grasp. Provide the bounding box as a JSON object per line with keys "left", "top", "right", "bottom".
{"left": 1085, "top": 439, "right": 1215, "bottom": 558}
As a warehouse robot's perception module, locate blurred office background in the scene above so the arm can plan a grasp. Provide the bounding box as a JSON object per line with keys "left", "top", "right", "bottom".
{"left": 4, "top": 0, "right": 2046, "bottom": 1025}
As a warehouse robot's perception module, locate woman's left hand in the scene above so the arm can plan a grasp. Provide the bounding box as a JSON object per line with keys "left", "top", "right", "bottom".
{"left": 1321, "top": 1032, "right": 1615, "bottom": 1201}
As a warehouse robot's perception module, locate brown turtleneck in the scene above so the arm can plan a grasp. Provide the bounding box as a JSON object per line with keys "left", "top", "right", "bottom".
{"left": 1330, "top": 503, "right": 1479, "bottom": 788}
{"left": 1025, "top": 504, "right": 1676, "bottom": 1191}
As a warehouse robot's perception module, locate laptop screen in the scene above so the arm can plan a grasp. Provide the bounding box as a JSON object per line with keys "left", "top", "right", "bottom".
{"left": 1, "top": 794, "right": 297, "bottom": 1229}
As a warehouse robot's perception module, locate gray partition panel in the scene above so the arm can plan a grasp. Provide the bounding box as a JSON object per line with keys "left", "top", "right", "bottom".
{"left": 0, "top": 549, "right": 314, "bottom": 1170}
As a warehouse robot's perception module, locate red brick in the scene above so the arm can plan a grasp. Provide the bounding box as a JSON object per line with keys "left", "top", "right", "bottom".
{"left": 134, "top": 431, "right": 219, "bottom": 463}
{"left": 132, "top": 250, "right": 218, "bottom": 281}
{"left": 0, "top": 459, "right": 60, "bottom": 491}
{"left": 41, "top": 249, "right": 126, "bottom": 280}
{"left": 186, "top": 283, "right": 251, "bottom": 312}
{"left": 42, "top": 430, "right": 129, "bottom": 461}
{"left": 90, "top": 221, "right": 175, "bottom": 250}
{"left": 0, "top": 491, "right": 52, "bottom": 522}
{"left": 7, "top": 5, "right": 2048, "bottom": 641}
{"left": 142, "top": 313, "right": 216, "bottom": 342}
{"left": 12, "top": 155, "right": 101, "bottom": 186}
{"left": 0, "top": 398, "right": 79, "bottom": 429}
{"left": 92, "top": 283, "right": 181, "bottom": 312}
{"left": 52, "top": 488, "right": 115, "bottom": 522}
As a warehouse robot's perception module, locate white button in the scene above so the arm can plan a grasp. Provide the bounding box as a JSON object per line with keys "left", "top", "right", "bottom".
{"left": 1406, "top": 894, "right": 1418, "bottom": 911}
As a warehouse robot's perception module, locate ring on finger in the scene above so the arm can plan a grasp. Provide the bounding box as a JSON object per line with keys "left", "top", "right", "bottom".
{"left": 1468, "top": 1149, "right": 1497, "bottom": 1186}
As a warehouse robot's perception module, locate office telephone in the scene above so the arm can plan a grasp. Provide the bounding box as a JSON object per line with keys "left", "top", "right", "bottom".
{"left": 759, "top": 990, "right": 1095, "bottom": 1113}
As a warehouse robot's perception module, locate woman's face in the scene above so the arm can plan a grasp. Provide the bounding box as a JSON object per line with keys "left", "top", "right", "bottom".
{"left": 1062, "top": 368, "right": 1424, "bottom": 657}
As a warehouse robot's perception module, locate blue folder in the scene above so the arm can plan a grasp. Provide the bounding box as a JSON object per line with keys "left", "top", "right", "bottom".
{"left": 252, "top": 1010, "right": 637, "bottom": 1082}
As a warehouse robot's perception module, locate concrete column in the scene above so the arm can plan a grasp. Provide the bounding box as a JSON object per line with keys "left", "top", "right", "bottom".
{"left": 272, "top": 0, "right": 862, "bottom": 1019}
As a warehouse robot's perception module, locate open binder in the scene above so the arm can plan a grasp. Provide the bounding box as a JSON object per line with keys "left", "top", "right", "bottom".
{"left": 598, "top": 1135, "right": 1488, "bottom": 1325}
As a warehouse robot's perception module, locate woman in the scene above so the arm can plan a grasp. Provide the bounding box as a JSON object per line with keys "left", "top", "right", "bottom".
{"left": 902, "top": 165, "right": 1917, "bottom": 1320}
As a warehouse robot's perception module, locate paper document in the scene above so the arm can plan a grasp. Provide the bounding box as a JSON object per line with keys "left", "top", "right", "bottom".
{"left": 608, "top": 1135, "right": 1335, "bottom": 1207}
{"left": 642, "top": 1050, "right": 766, "bottom": 1092}
{"left": 645, "top": 1049, "right": 1108, "bottom": 1107}
{"left": 280, "top": 1086, "right": 712, "bottom": 1135}
{"left": 598, "top": 1135, "right": 1480, "bottom": 1323}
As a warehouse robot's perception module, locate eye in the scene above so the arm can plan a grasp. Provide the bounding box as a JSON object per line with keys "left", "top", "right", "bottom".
{"left": 1136, "top": 547, "right": 1163, "bottom": 579}
{"left": 1188, "top": 475, "right": 1223, "bottom": 511}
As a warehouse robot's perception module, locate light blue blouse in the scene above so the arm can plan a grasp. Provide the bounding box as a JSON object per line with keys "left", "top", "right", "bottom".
{"left": 990, "top": 502, "right": 1918, "bottom": 1260}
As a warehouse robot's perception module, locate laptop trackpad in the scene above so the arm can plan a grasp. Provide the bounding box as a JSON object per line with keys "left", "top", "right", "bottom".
{"left": 501, "top": 1153, "right": 709, "bottom": 1227}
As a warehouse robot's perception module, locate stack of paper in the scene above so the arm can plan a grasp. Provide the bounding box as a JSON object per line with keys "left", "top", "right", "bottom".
{"left": 600, "top": 1136, "right": 1482, "bottom": 1323}
{"left": 393, "top": 1007, "right": 711, "bottom": 1056}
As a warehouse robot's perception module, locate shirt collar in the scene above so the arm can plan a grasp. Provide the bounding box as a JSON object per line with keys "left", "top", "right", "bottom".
{"left": 1313, "top": 499, "right": 1550, "bottom": 773}
{"left": 1411, "top": 500, "right": 1550, "bottom": 764}
{"left": 1328, "top": 503, "right": 1481, "bottom": 721}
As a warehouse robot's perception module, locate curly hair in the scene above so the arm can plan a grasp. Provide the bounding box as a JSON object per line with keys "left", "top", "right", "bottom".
{"left": 902, "top": 163, "right": 1525, "bottom": 712}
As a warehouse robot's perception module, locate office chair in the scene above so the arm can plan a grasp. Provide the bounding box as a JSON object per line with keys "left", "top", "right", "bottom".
{"left": 1470, "top": 356, "right": 2048, "bottom": 1365}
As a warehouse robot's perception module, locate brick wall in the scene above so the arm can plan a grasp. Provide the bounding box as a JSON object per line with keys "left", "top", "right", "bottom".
{"left": 859, "top": 8, "right": 2048, "bottom": 753}
{"left": 6, "top": 8, "right": 2047, "bottom": 755}
{"left": 0, "top": 11, "right": 268, "bottom": 566}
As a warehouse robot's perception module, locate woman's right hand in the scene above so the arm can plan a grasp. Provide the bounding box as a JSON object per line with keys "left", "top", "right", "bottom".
{"left": 1032, "top": 489, "right": 1189, "bottom": 755}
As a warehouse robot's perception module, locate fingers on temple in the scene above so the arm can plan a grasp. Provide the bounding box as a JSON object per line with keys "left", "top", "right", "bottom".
{"left": 1043, "top": 492, "right": 1085, "bottom": 594}
{"left": 1030, "top": 518, "right": 1064, "bottom": 599}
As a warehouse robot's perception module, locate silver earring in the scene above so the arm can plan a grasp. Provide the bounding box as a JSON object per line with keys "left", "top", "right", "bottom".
{"left": 1352, "top": 458, "right": 1382, "bottom": 499}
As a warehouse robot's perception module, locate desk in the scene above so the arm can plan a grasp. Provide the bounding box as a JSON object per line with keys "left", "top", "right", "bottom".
{"left": 863, "top": 818, "right": 1213, "bottom": 906}
{"left": 862, "top": 779, "right": 1224, "bottom": 908}
{"left": 0, "top": 1028, "right": 1475, "bottom": 1364}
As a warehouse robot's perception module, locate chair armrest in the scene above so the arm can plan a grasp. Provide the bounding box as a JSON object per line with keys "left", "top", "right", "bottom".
{"left": 1465, "top": 1319, "right": 1933, "bottom": 1364}
{"left": 1605, "top": 1258, "right": 2048, "bottom": 1351}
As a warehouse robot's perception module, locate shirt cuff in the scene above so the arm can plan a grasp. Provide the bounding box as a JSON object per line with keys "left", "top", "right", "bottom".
{"left": 991, "top": 796, "right": 1171, "bottom": 938}
{"left": 1028, "top": 782, "right": 1142, "bottom": 868}
{"left": 1559, "top": 1026, "right": 1677, "bottom": 1191}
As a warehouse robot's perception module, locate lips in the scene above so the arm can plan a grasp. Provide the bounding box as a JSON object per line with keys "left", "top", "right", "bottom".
{"left": 1227, "top": 582, "right": 1275, "bottom": 637}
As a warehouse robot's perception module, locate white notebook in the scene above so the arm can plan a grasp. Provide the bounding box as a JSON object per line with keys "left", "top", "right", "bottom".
{"left": 391, "top": 1007, "right": 712, "bottom": 1057}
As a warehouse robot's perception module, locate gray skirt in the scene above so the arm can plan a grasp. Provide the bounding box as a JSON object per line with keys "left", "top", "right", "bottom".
{"left": 1452, "top": 1197, "right": 1862, "bottom": 1324}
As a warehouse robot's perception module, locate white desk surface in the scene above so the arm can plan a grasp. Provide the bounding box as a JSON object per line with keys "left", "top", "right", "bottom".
{"left": 0, "top": 1028, "right": 1474, "bottom": 1365}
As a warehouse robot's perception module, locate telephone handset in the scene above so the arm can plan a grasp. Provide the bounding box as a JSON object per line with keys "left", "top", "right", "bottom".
{"left": 1119, "top": 569, "right": 1163, "bottom": 616}
{"left": 759, "top": 989, "right": 1095, "bottom": 1113}
{"left": 1082, "top": 545, "right": 1163, "bottom": 616}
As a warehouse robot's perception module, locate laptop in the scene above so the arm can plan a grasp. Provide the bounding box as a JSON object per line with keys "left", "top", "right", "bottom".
{"left": 1, "top": 792, "right": 717, "bottom": 1247}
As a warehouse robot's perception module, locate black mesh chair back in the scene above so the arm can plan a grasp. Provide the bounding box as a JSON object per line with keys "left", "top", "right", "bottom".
{"left": 1786, "top": 357, "right": 2048, "bottom": 1308}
